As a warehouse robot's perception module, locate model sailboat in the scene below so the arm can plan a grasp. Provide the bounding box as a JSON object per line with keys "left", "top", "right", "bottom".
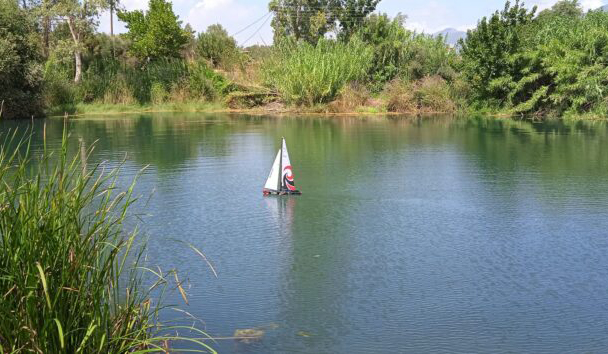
{"left": 263, "top": 138, "right": 302, "bottom": 196}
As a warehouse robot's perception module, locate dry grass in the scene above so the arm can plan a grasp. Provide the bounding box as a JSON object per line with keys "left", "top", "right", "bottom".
{"left": 385, "top": 76, "right": 457, "bottom": 114}
{"left": 327, "top": 83, "right": 370, "bottom": 113}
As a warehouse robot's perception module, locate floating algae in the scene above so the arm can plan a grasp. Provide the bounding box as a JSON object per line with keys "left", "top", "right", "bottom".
{"left": 234, "top": 328, "right": 265, "bottom": 344}
{"left": 297, "top": 331, "right": 313, "bottom": 338}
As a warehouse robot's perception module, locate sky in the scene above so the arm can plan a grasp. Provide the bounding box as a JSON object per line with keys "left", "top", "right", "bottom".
{"left": 98, "top": 0, "right": 606, "bottom": 45}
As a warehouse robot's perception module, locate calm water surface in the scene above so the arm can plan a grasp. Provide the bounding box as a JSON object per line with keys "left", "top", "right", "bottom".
{"left": 4, "top": 114, "right": 608, "bottom": 353}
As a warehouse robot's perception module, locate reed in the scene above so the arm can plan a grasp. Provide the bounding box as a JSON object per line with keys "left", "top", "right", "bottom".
{"left": 0, "top": 127, "right": 215, "bottom": 353}
{"left": 262, "top": 38, "right": 373, "bottom": 106}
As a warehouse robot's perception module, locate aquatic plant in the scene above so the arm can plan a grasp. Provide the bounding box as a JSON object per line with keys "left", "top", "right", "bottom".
{"left": 0, "top": 128, "right": 215, "bottom": 352}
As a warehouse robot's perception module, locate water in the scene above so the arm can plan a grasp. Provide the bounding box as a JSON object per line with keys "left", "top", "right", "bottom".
{"left": 4, "top": 114, "right": 608, "bottom": 353}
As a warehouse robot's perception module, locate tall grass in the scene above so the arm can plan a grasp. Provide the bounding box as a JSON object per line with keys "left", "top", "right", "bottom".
{"left": 262, "top": 38, "right": 373, "bottom": 106}
{"left": 0, "top": 128, "right": 215, "bottom": 353}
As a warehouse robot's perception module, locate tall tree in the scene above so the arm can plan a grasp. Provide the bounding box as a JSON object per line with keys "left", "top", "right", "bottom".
{"left": 335, "top": 0, "right": 381, "bottom": 40}
{"left": 459, "top": 0, "right": 536, "bottom": 106}
{"left": 196, "top": 24, "right": 239, "bottom": 67}
{"left": 269, "top": 0, "right": 334, "bottom": 43}
{"left": 50, "top": 0, "right": 108, "bottom": 82}
{"left": 269, "top": 0, "right": 381, "bottom": 44}
{"left": 0, "top": 0, "right": 44, "bottom": 118}
{"left": 118, "top": 0, "right": 188, "bottom": 60}
{"left": 109, "top": 0, "right": 117, "bottom": 36}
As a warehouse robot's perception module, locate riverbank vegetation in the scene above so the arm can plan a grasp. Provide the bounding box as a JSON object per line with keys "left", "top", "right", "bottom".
{"left": 2, "top": 0, "right": 608, "bottom": 118}
{"left": 0, "top": 129, "right": 215, "bottom": 352}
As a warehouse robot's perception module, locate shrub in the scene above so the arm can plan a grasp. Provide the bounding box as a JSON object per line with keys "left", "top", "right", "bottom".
{"left": 327, "top": 83, "right": 370, "bottom": 112}
{"left": 150, "top": 82, "right": 168, "bottom": 104}
{"left": 385, "top": 76, "right": 457, "bottom": 114}
{"left": 356, "top": 13, "right": 459, "bottom": 91}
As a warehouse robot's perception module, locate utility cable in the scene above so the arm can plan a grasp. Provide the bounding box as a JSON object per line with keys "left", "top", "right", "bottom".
{"left": 241, "top": 12, "right": 273, "bottom": 47}
{"left": 232, "top": 11, "right": 272, "bottom": 37}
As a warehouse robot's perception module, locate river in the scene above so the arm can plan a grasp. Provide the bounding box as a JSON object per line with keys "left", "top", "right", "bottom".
{"left": 3, "top": 113, "right": 608, "bottom": 353}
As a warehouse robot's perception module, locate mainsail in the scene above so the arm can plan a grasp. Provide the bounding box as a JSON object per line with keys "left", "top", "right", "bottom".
{"left": 264, "top": 149, "right": 281, "bottom": 192}
{"left": 263, "top": 138, "right": 301, "bottom": 195}
{"left": 281, "top": 139, "right": 297, "bottom": 192}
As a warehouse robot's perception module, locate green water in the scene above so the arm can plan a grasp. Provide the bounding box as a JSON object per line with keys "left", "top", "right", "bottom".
{"left": 4, "top": 114, "right": 608, "bottom": 353}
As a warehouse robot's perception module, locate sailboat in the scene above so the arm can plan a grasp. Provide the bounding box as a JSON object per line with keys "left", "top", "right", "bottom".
{"left": 263, "top": 138, "right": 302, "bottom": 196}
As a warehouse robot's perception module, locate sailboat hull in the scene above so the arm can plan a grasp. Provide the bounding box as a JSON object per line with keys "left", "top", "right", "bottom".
{"left": 263, "top": 189, "right": 302, "bottom": 196}
{"left": 263, "top": 138, "right": 302, "bottom": 196}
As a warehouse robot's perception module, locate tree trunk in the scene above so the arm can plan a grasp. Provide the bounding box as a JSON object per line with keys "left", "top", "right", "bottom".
{"left": 110, "top": 3, "right": 114, "bottom": 36}
{"left": 74, "top": 49, "right": 82, "bottom": 83}
{"left": 43, "top": 16, "right": 50, "bottom": 57}
{"left": 66, "top": 16, "right": 82, "bottom": 83}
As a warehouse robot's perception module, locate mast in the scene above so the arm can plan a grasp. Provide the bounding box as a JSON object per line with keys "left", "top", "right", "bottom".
{"left": 277, "top": 137, "right": 284, "bottom": 192}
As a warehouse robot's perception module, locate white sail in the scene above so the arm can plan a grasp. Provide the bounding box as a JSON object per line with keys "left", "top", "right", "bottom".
{"left": 281, "top": 138, "right": 297, "bottom": 192}
{"left": 264, "top": 149, "right": 281, "bottom": 191}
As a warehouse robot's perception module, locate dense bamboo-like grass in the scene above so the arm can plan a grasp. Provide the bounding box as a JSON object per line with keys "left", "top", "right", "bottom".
{"left": 0, "top": 127, "right": 215, "bottom": 353}
{"left": 262, "top": 39, "right": 373, "bottom": 106}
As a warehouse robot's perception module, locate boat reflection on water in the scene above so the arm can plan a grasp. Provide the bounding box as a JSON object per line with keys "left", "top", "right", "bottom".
{"left": 264, "top": 196, "right": 297, "bottom": 232}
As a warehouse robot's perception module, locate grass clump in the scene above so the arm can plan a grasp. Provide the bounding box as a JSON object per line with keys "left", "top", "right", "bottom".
{"left": 385, "top": 76, "right": 458, "bottom": 114}
{"left": 327, "top": 83, "right": 370, "bottom": 113}
{"left": 263, "top": 38, "right": 373, "bottom": 106}
{"left": 0, "top": 129, "right": 215, "bottom": 353}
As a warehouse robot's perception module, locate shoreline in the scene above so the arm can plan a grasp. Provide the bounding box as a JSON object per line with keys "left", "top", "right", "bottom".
{"left": 45, "top": 102, "right": 491, "bottom": 119}
{"left": 43, "top": 102, "right": 608, "bottom": 121}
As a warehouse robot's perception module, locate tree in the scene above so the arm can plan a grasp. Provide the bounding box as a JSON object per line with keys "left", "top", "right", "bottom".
{"left": 196, "top": 24, "right": 239, "bottom": 68}
{"left": 269, "top": 0, "right": 334, "bottom": 44}
{"left": 0, "top": 0, "right": 44, "bottom": 118}
{"left": 335, "top": 0, "right": 381, "bottom": 40}
{"left": 117, "top": 0, "right": 188, "bottom": 61}
{"left": 459, "top": 0, "right": 536, "bottom": 107}
{"left": 109, "top": 0, "right": 118, "bottom": 36}
{"left": 537, "top": 0, "right": 583, "bottom": 19}
{"left": 355, "top": 13, "right": 457, "bottom": 90}
{"left": 49, "top": 0, "right": 108, "bottom": 82}
{"left": 356, "top": 13, "right": 410, "bottom": 86}
{"left": 269, "top": 0, "right": 381, "bottom": 44}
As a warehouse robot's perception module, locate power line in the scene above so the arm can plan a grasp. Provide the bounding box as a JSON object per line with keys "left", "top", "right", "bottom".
{"left": 232, "top": 12, "right": 272, "bottom": 37}
{"left": 242, "top": 13, "right": 273, "bottom": 47}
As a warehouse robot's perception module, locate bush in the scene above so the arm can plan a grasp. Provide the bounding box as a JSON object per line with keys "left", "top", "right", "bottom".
{"left": 385, "top": 76, "right": 457, "bottom": 114}
{"left": 150, "top": 82, "right": 168, "bottom": 104}
{"left": 262, "top": 38, "right": 373, "bottom": 106}
{"left": 356, "top": 13, "right": 459, "bottom": 92}
{"left": 327, "top": 83, "right": 370, "bottom": 112}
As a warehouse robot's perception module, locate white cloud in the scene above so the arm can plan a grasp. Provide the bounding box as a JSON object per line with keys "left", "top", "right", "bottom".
{"left": 581, "top": 0, "right": 604, "bottom": 10}
{"left": 529, "top": 0, "right": 604, "bottom": 11}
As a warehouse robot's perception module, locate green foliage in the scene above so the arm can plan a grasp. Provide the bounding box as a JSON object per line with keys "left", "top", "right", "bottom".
{"left": 461, "top": 0, "right": 608, "bottom": 115}
{"left": 356, "top": 13, "right": 410, "bottom": 87}
{"left": 459, "top": 0, "right": 537, "bottom": 107}
{"left": 269, "top": 0, "right": 380, "bottom": 43}
{"left": 118, "top": 0, "right": 189, "bottom": 60}
{"left": 335, "top": 0, "right": 382, "bottom": 40}
{"left": 0, "top": 0, "right": 44, "bottom": 119}
{"left": 262, "top": 38, "right": 373, "bottom": 105}
{"left": 45, "top": 57, "right": 234, "bottom": 108}
{"left": 196, "top": 24, "right": 240, "bottom": 68}
{"left": 0, "top": 132, "right": 215, "bottom": 352}
{"left": 356, "top": 13, "right": 459, "bottom": 91}
{"left": 533, "top": 9, "right": 608, "bottom": 114}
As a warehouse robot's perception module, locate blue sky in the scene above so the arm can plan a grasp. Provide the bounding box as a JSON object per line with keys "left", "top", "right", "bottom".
{"left": 99, "top": 0, "right": 606, "bottom": 45}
